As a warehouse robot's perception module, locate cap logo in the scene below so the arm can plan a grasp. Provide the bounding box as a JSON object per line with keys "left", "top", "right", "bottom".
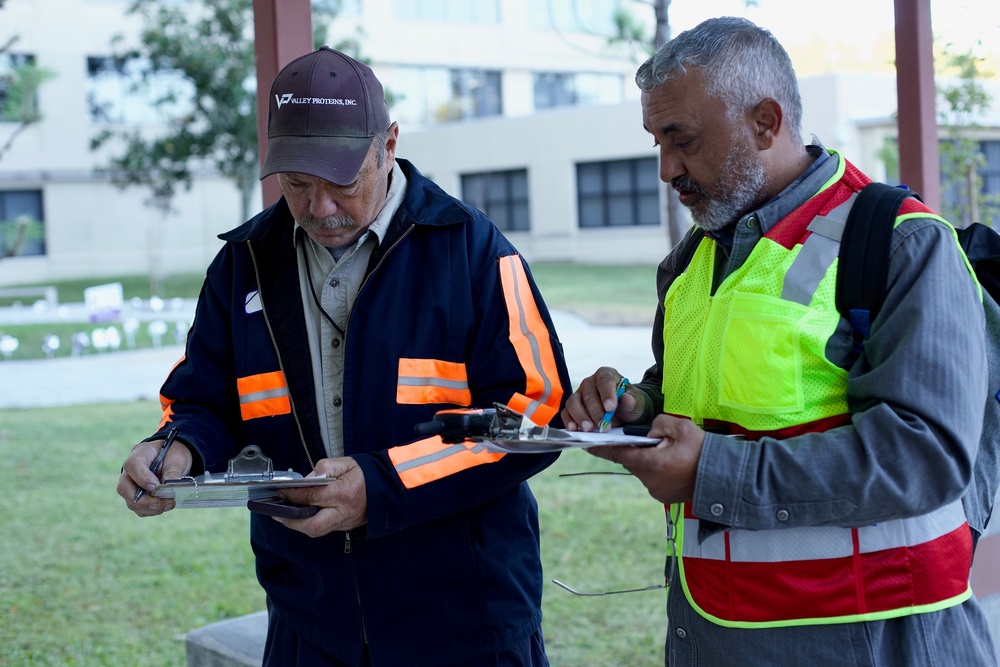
{"left": 274, "top": 92, "right": 359, "bottom": 109}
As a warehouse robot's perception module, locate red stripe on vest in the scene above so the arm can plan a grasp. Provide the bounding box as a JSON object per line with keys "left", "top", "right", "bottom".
{"left": 683, "top": 523, "right": 972, "bottom": 622}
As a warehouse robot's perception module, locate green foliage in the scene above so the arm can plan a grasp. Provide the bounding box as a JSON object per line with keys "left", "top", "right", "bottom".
{"left": 936, "top": 46, "right": 999, "bottom": 227}
{"left": 0, "top": 214, "right": 44, "bottom": 258}
{"left": 90, "top": 0, "right": 260, "bottom": 219}
{"left": 0, "top": 60, "right": 55, "bottom": 123}
{"left": 0, "top": 404, "right": 667, "bottom": 666}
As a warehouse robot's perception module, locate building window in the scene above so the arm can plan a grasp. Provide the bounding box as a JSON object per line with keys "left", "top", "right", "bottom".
{"left": 86, "top": 55, "right": 193, "bottom": 124}
{"left": 461, "top": 169, "right": 530, "bottom": 232}
{"left": 534, "top": 71, "right": 624, "bottom": 110}
{"left": 529, "top": 0, "right": 619, "bottom": 34}
{"left": 0, "top": 190, "right": 45, "bottom": 257}
{"left": 577, "top": 157, "right": 659, "bottom": 228}
{"left": 385, "top": 66, "right": 501, "bottom": 126}
{"left": 0, "top": 53, "right": 39, "bottom": 122}
{"left": 393, "top": 0, "right": 499, "bottom": 24}
{"left": 981, "top": 140, "right": 1000, "bottom": 221}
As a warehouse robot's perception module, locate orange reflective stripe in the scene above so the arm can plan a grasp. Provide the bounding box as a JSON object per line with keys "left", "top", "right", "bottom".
{"left": 236, "top": 371, "right": 291, "bottom": 420}
{"left": 396, "top": 358, "right": 472, "bottom": 406}
{"left": 158, "top": 353, "right": 186, "bottom": 428}
{"left": 498, "top": 255, "right": 563, "bottom": 424}
{"left": 507, "top": 393, "right": 557, "bottom": 425}
{"left": 388, "top": 435, "right": 505, "bottom": 489}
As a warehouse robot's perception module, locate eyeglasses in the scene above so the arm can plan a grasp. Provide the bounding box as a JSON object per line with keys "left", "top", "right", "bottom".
{"left": 549, "top": 470, "right": 676, "bottom": 597}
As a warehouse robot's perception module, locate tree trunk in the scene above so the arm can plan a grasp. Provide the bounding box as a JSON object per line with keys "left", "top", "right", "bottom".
{"left": 653, "top": 0, "right": 687, "bottom": 247}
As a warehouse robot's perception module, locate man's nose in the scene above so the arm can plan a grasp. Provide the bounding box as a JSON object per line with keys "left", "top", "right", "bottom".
{"left": 309, "top": 186, "right": 339, "bottom": 217}
{"left": 659, "top": 147, "right": 685, "bottom": 185}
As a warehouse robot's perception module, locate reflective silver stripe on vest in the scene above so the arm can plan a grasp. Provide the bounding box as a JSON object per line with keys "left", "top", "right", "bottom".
{"left": 781, "top": 193, "right": 858, "bottom": 306}
{"left": 683, "top": 498, "right": 966, "bottom": 562}
{"left": 397, "top": 376, "right": 470, "bottom": 391}
{"left": 238, "top": 386, "right": 289, "bottom": 405}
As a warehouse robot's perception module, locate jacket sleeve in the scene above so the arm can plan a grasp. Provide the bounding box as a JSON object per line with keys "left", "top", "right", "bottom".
{"left": 147, "top": 246, "right": 243, "bottom": 475}
{"left": 692, "top": 217, "right": 987, "bottom": 530}
{"left": 357, "top": 242, "right": 572, "bottom": 538}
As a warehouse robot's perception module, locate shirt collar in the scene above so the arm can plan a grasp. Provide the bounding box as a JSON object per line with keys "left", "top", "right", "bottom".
{"left": 708, "top": 141, "right": 834, "bottom": 249}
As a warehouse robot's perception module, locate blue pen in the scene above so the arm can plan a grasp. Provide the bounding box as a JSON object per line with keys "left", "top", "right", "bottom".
{"left": 598, "top": 377, "right": 629, "bottom": 433}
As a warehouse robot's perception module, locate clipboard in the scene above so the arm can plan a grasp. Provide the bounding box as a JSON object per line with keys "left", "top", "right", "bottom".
{"left": 482, "top": 428, "right": 659, "bottom": 453}
{"left": 152, "top": 445, "right": 331, "bottom": 509}
{"left": 471, "top": 405, "right": 659, "bottom": 453}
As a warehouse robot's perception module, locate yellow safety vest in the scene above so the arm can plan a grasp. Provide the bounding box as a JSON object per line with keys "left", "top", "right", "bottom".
{"left": 661, "top": 156, "right": 973, "bottom": 627}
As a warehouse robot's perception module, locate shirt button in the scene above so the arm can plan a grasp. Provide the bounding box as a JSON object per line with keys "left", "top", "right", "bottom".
{"left": 675, "top": 627, "right": 687, "bottom": 639}
{"left": 746, "top": 217, "right": 758, "bottom": 228}
{"left": 710, "top": 503, "right": 724, "bottom": 517}
{"left": 332, "top": 396, "right": 342, "bottom": 407}
{"left": 330, "top": 278, "right": 340, "bottom": 287}
{"left": 776, "top": 509, "right": 789, "bottom": 522}
{"left": 330, "top": 338, "right": 341, "bottom": 348}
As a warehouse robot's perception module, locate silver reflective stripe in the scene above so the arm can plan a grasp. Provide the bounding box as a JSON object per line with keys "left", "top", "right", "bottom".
{"left": 780, "top": 193, "right": 857, "bottom": 306}
{"left": 397, "top": 376, "right": 470, "bottom": 391}
{"left": 393, "top": 441, "right": 491, "bottom": 473}
{"left": 239, "top": 386, "right": 289, "bottom": 405}
{"left": 683, "top": 499, "right": 966, "bottom": 562}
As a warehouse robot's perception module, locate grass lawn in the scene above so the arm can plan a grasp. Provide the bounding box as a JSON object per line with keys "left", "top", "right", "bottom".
{"left": 0, "top": 402, "right": 668, "bottom": 666}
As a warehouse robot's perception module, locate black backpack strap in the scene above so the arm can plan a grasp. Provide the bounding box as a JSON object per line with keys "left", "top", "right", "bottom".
{"left": 836, "top": 182, "right": 914, "bottom": 354}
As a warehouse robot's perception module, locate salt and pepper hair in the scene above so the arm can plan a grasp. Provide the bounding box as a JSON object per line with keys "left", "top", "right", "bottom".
{"left": 635, "top": 16, "right": 803, "bottom": 144}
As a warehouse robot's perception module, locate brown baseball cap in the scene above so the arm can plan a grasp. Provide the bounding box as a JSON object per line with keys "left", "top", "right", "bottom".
{"left": 260, "top": 47, "right": 390, "bottom": 186}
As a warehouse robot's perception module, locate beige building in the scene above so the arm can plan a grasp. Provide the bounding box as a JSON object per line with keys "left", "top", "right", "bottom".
{"left": 2, "top": 0, "right": 999, "bottom": 287}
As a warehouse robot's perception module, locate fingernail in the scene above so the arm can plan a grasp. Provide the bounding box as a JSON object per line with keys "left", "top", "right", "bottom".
{"left": 566, "top": 421, "right": 577, "bottom": 431}
{"left": 581, "top": 421, "right": 592, "bottom": 432}
{"left": 604, "top": 400, "right": 615, "bottom": 412}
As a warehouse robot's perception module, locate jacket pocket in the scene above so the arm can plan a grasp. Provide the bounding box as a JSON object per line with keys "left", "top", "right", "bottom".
{"left": 717, "top": 292, "right": 807, "bottom": 414}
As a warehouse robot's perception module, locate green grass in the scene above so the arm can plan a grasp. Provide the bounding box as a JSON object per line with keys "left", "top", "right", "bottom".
{"left": 0, "top": 402, "right": 668, "bottom": 666}
{"left": 530, "top": 263, "right": 659, "bottom": 325}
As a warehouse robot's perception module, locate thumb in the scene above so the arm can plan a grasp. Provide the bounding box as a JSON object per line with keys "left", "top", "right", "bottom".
{"left": 618, "top": 390, "right": 647, "bottom": 423}
{"left": 312, "top": 457, "right": 355, "bottom": 479}
{"left": 158, "top": 445, "right": 193, "bottom": 485}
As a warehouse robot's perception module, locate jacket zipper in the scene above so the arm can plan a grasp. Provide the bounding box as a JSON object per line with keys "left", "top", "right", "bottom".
{"left": 247, "top": 239, "right": 316, "bottom": 469}
{"left": 338, "top": 224, "right": 414, "bottom": 658}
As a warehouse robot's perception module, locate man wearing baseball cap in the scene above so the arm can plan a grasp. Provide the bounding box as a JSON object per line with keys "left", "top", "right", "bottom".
{"left": 119, "top": 47, "right": 570, "bottom": 666}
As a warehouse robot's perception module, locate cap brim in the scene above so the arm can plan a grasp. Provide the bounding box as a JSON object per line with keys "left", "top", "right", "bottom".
{"left": 260, "top": 134, "right": 376, "bottom": 186}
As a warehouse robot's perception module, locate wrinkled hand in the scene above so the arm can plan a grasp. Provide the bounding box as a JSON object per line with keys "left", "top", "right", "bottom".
{"left": 118, "top": 438, "right": 193, "bottom": 516}
{"left": 275, "top": 457, "right": 367, "bottom": 537}
{"left": 561, "top": 366, "right": 648, "bottom": 431}
{"left": 586, "top": 414, "right": 704, "bottom": 505}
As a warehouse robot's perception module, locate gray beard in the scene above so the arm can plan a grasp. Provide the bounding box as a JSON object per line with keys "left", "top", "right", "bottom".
{"left": 689, "top": 142, "right": 766, "bottom": 232}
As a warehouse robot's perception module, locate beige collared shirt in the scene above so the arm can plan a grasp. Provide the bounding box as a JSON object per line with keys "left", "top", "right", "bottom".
{"left": 294, "top": 161, "right": 408, "bottom": 458}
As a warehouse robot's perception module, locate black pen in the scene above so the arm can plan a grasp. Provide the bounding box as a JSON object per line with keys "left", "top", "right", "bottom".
{"left": 133, "top": 425, "right": 180, "bottom": 503}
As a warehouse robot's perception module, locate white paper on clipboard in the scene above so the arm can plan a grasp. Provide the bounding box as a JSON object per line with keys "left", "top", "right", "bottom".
{"left": 482, "top": 427, "right": 659, "bottom": 454}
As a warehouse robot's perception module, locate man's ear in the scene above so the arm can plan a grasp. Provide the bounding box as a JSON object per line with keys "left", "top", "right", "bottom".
{"left": 751, "top": 98, "right": 783, "bottom": 150}
{"left": 384, "top": 122, "right": 399, "bottom": 171}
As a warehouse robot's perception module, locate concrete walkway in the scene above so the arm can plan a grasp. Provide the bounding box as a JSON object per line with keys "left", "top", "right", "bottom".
{"left": 0, "top": 310, "right": 654, "bottom": 409}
